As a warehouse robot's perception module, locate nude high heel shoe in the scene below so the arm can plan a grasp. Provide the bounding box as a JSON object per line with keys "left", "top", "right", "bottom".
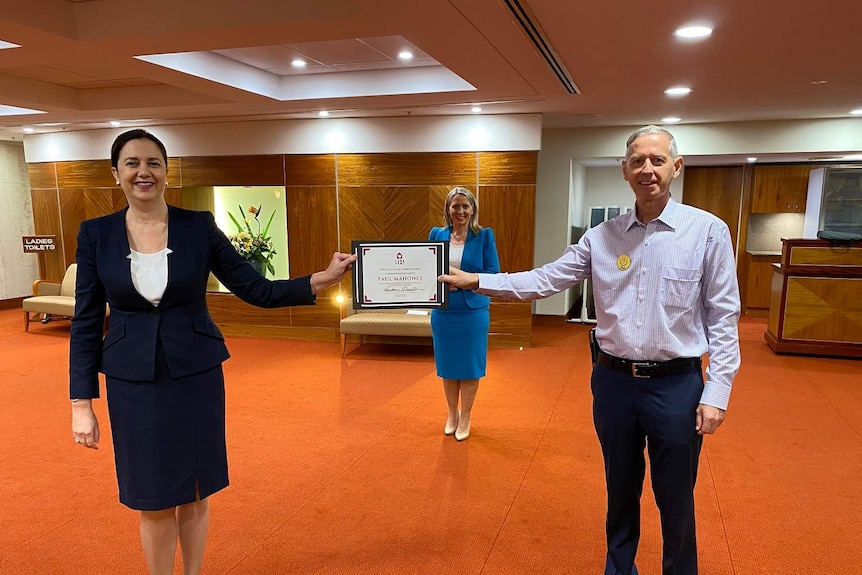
{"left": 454, "top": 414, "right": 470, "bottom": 441}
{"left": 444, "top": 411, "right": 459, "bottom": 436}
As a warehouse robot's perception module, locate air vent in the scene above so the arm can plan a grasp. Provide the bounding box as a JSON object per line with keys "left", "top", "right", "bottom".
{"left": 503, "top": 0, "right": 578, "bottom": 94}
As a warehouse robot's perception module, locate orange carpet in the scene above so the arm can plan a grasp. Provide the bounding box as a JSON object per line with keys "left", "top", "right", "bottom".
{"left": 0, "top": 308, "right": 859, "bottom": 574}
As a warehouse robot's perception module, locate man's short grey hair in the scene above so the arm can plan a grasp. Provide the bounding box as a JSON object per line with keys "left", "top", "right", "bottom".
{"left": 625, "top": 125, "right": 679, "bottom": 158}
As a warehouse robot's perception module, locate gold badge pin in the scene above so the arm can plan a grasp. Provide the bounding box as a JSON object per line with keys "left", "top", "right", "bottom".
{"left": 617, "top": 254, "right": 631, "bottom": 271}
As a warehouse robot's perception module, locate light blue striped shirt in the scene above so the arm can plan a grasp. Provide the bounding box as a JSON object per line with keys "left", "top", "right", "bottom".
{"left": 478, "top": 198, "right": 741, "bottom": 410}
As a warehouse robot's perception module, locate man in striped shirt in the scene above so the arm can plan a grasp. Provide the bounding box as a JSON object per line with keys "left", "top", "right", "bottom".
{"left": 440, "top": 125, "right": 741, "bottom": 575}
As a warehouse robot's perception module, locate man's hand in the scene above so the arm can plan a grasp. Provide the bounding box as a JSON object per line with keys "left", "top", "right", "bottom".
{"left": 438, "top": 267, "right": 479, "bottom": 291}
{"left": 695, "top": 404, "right": 725, "bottom": 435}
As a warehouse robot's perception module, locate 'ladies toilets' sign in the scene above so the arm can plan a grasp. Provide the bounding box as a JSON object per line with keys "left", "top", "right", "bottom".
{"left": 22, "top": 236, "right": 56, "bottom": 252}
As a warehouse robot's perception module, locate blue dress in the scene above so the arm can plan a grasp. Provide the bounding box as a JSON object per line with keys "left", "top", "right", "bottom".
{"left": 428, "top": 227, "right": 500, "bottom": 380}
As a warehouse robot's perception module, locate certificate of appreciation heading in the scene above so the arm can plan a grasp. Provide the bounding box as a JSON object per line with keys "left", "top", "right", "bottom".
{"left": 351, "top": 241, "right": 449, "bottom": 309}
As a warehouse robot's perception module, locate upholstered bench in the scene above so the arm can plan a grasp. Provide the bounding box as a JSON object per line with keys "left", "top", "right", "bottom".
{"left": 23, "top": 264, "right": 78, "bottom": 331}
{"left": 23, "top": 264, "right": 109, "bottom": 332}
{"left": 339, "top": 308, "right": 432, "bottom": 356}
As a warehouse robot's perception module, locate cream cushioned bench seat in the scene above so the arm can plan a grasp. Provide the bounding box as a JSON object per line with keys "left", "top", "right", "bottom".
{"left": 339, "top": 308, "right": 432, "bottom": 356}
{"left": 23, "top": 264, "right": 109, "bottom": 332}
{"left": 23, "top": 264, "right": 78, "bottom": 331}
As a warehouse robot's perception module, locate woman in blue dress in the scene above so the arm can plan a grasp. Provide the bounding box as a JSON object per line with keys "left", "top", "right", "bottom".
{"left": 428, "top": 187, "right": 500, "bottom": 440}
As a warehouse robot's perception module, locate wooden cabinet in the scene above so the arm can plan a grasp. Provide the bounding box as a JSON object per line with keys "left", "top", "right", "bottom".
{"left": 740, "top": 252, "right": 781, "bottom": 315}
{"left": 751, "top": 165, "right": 811, "bottom": 213}
{"left": 747, "top": 257, "right": 780, "bottom": 310}
{"left": 765, "top": 239, "right": 862, "bottom": 358}
{"left": 682, "top": 166, "right": 743, "bottom": 254}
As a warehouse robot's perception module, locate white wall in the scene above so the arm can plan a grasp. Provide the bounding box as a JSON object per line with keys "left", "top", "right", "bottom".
{"left": 23, "top": 114, "right": 542, "bottom": 162}
{"left": 0, "top": 142, "right": 39, "bottom": 298}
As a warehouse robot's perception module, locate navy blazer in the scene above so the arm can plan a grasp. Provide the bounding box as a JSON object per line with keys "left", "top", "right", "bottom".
{"left": 429, "top": 226, "right": 500, "bottom": 310}
{"left": 70, "top": 206, "right": 315, "bottom": 398}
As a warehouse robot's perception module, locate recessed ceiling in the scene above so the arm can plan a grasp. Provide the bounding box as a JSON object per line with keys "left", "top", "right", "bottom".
{"left": 136, "top": 35, "right": 471, "bottom": 101}
{"left": 0, "top": 0, "right": 860, "bottom": 147}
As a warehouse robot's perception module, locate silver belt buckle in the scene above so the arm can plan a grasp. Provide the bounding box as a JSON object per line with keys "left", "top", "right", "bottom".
{"left": 631, "top": 362, "right": 653, "bottom": 378}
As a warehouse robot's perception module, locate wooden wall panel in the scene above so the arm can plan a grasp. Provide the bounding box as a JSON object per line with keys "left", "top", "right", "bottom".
{"left": 339, "top": 186, "right": 443, "bottom": 249}
{"left": 207, "top": 293, "right": 293, "bottom": 326}
{"left": 180, "top": 187, "right": 215, "bottom": 213}
{"left": 338, "top": 187, "right": 385, "bottom": 248}
{"left": 28, "top": 163, "right": 57, "bottom": 189}
{"left": 56, "top": 160, "right": 115, "bottom": 188}
{"left": 83, "top": 189, "right": 115, "bottom": 220}
{"left": 179, "top": 156, "right": 284, "bottom": 186}
{"left": 290, "top": 301, "right": 340, "bottom": 328}
{"left": 477, "top": 185, "right": 536, "bottom": 273}
{"left": 478, "top": 151, "right": 538, "bottom": 185}
{"left": 489, "top": 302, "right": 533, "bottom": 335}
{"left": 167, "top": 158, "right": 181, "bottom": 187}
{"left": 286, "top": 186, "right": 339, "bottom": 279}
{"left": 337, "top": 153, "right": 477, "bottom": 186}
{"left": 427, "top": 185, "right": 450, "bottom": 228}
{"left": 284, "top": 155, "right": 336, "bottom": 186}
{"left": 164, "top": 188, "right": 184, "bottom": 207}
{"left": 59, "top": 189, "right": 86, "bottom": 267}
{"left": 31, "top": 189, "right": 64, "bottom": 282}
{"left": 112, "top": 189, "right": 128, "bottom": 212}
{"left": 682, "top": 166, "right": 743, "bottom": 253}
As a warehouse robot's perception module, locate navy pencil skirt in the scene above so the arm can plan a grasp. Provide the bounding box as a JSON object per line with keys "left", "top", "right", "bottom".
{"left": 105, "top": 345, "right": 229, "bottom": 511}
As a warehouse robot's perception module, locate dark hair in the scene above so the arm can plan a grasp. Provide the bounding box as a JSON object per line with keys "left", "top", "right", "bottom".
{"left": 110, "top": 129, "right": 168, "bottom": 168}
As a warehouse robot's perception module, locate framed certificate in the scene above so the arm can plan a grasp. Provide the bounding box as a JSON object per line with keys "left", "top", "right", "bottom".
{"left": 352, "top": 241, "right": 449, "bottom": 309}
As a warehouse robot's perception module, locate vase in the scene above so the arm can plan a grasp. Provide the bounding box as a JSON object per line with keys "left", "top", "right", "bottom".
{"left": 248, "top": 259, "right": 266, "bottom": 276}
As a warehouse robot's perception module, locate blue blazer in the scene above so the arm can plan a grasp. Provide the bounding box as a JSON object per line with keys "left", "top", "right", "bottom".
{"left": 70, "top": 205, "right": 315, "bottom": 398}
{"left": 429, "top": 226, "right": 500, "bottom": 310}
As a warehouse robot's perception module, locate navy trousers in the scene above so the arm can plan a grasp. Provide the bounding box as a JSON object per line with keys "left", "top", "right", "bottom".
{"left": 591, "top": 363, "right": 704, "bottom": 575}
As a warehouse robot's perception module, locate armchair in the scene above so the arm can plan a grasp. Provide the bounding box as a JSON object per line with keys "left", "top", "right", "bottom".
{"left": 22, "top": 264, "right": 78, "bottom": 331}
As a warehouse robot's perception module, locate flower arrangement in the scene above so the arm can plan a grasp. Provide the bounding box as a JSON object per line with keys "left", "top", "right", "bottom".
{"left": 227, "top": 205, "right": 277, "bottom": 276}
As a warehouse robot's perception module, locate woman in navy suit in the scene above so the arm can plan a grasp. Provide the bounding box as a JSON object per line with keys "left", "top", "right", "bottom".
{"left": 69, "top": 129, "right": 356, "bottom": 575}
{"left": 428, "top": 187, "right": 500, "bottom": 441}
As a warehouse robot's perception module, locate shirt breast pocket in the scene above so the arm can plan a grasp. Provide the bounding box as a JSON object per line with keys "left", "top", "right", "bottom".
{"left": 660, "top": 267, "right": 701, "bottom": 310}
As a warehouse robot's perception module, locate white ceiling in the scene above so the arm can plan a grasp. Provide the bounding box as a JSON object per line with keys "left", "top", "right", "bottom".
{"left": 0, "top": 0, "right": 860, "bottom": 142}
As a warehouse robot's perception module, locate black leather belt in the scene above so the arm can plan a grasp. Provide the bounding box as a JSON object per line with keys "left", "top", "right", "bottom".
{"left": 596, "top": 349, "right": 701, "bottom": 379}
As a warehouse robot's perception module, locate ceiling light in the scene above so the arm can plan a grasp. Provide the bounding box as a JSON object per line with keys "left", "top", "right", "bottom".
{"left": 292, "top": 59, "right": 306, "bottom": 68}
{"left": 318, "top": 111, "right": 330, "bottom": 117}
{"left": 810, "top": 80, "right": 829, "bottom": 85}
{"left": 664, "top": 87, "right": 692, "bottom": 96}
{"left": 851, "top": 109, "right": 862, "bottom": 115}
{"left": 471, "top": 106, "right": 482, "bottom": 113}
{"left": 397, "top": 51, "right": 414, "bottom": 60}
{"left": 747, "top": 157, "right": 757, "bottom": 163}
{"left": 0, "top": 40, "right": 21, "bottom": 50}
{"left": 0, "top": 104, "right": 46, "bottom": 116}
{"left": 661, "top": 117, "right": 681, "bottom": 123}
{"left": 23, "top": 127, "right": 34, "bottom": 133}
{"left": 674, "top": 25, "right": 712, "bottom": 39}
{"left": 109, "top": 121, "right": 121, "bottom": 127}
